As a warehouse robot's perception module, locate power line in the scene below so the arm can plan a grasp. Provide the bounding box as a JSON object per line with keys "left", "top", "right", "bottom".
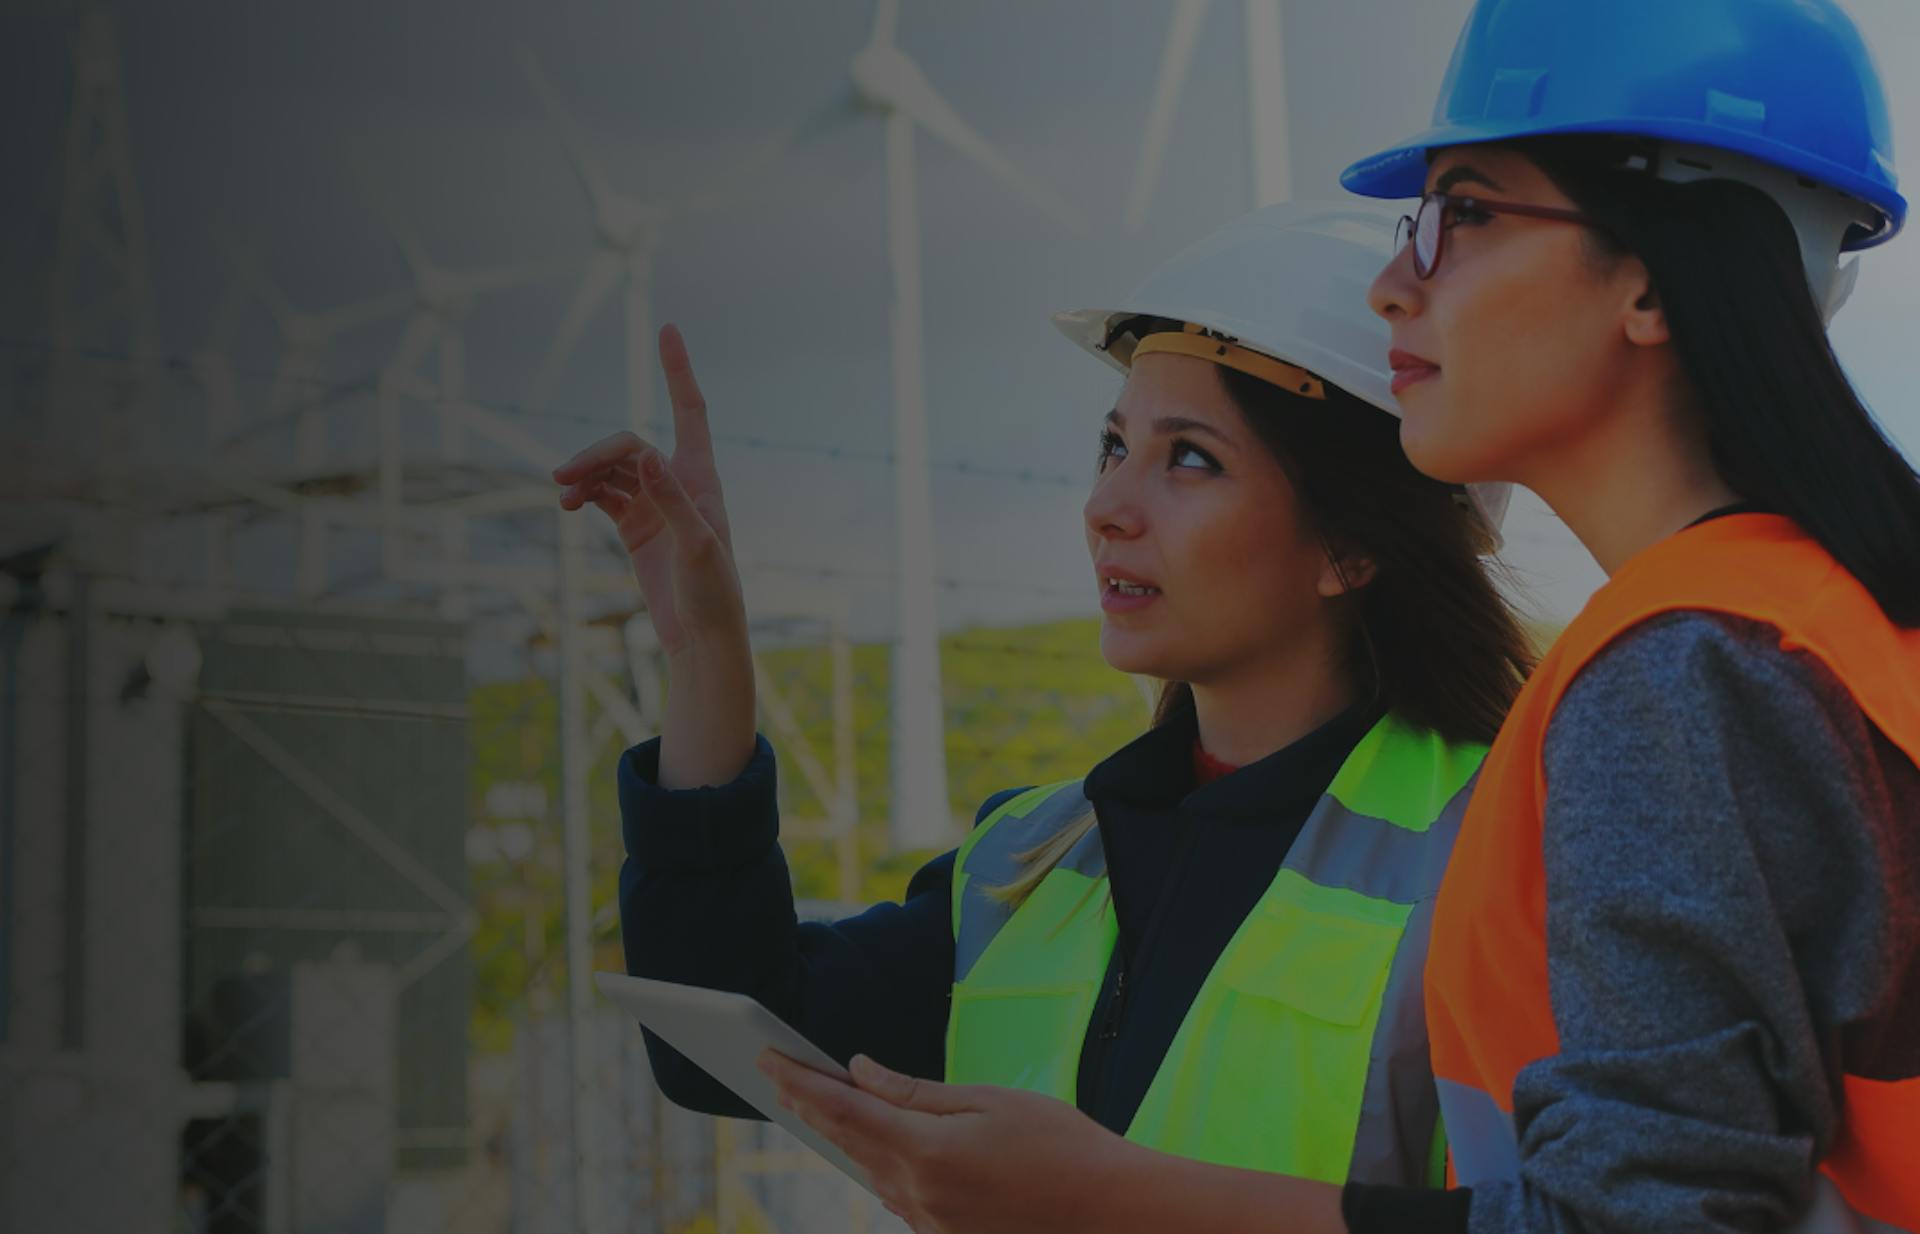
{"left": 2, "top": 335, "right": 1089, "bottom": 488}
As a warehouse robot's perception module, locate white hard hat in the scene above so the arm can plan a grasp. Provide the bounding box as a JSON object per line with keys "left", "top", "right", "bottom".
{"left": 1053, "top": 200, "right": 1512, "bottom": 546}
{"left": 1636, "top": 140, "right": 1871, "bottom": 322}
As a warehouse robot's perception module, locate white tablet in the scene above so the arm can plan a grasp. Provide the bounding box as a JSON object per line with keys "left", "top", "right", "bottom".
{"left": 593, "top": 971, "right": 876, "bottom": 1194}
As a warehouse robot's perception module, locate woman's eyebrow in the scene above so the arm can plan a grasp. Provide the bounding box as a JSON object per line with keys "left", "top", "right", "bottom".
{"left": 1105, "top": 408, "right": 1233, "bottom": 445}
{"left": 1435, "top": 164, "right": 1504, "bottom": 194}
{"left": 1153, "top": 415, "right": 1231, "bottom": 443}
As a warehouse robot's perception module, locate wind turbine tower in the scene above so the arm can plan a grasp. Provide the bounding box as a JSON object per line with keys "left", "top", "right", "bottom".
{"left": 842, "top": 0, "right": 1078, "bottom": 850}
{"left": 1126, "top": 0, "right": 1294, "bottom": 231}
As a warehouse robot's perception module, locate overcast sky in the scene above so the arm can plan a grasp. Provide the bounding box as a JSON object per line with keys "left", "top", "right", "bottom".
{"left": 7, "top": 0, "right": 1919, "bottom": 651}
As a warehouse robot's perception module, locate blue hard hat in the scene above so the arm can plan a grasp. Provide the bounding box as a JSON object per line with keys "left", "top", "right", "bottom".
{"left": 1341, "top": 0, "right": 1905, "bottom": 249}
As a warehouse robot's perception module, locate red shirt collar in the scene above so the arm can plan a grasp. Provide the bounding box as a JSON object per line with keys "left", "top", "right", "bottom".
{"left": 1191, "top": 738, "right": 1240, "bottom": 787}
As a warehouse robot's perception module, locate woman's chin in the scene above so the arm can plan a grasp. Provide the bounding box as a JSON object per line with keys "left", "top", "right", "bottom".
{"left": 1400, "top": 418, "right": 1499, "bottom": 488}
{"left": 1097, "top": 630, "right": 1167, "bottom": 679}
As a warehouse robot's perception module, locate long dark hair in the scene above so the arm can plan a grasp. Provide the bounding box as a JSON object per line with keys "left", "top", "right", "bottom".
{"left": 1212, "top": 365, "right": 1533, "bottom": 746}
{"left": 1516, "top": 135, "right": 1920, "bottom": 626}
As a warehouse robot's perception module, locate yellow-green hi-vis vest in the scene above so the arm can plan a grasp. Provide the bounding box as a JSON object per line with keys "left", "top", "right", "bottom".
{"left": 945, "top": 712, "right": 1485, "bottom": 1186}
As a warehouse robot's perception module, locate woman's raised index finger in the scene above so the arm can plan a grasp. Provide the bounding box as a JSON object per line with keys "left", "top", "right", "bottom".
{"left": 659, "top": 324, "right": 715, "bottom": 456}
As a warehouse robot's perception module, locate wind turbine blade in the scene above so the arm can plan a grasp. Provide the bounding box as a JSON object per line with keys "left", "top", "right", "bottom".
{"left": 450, "top": 259, "right": 566, "bottom": 298}
{"left": 868, "top": 0, "right": 898, "bottom": 50}
{"left": 381, "top": 312, "right": 442, "bottom": 391}
{"left": 351, "top": 152, "right": 437, "bottom": 285}
{"left": 443, "top": 399, "right": 561, "bottom": 472}
{"left": 203, "top": 233, "right": 262, "bottom": 350}
{"left": 196, "top": 253, "right": 253, "bottom": 446}
{"left": 1124, "top": 0, "right": 1210, "bottom": 232}
{"left": 214, "top": 234, "right": 299, "bottom": 333}
{"left": 526, "top": 253, "right": 622, "bottom": 411}
{"left": 666, "top": 113, "right": 815, "bottom": 216}
{"left": 791, "top": 86, "right": 868, "bottom": 149}
{"left": 1245, "top": 0, "right": 1292, "bottom": 206}
{"left": 519, "top": 50, "right": 625, "bottom": 228}
{"left": 656, "top": 99, "right": 857, "bottom": 227}
{"left": 313, "top": 289, "right": 415, "bottom": 338}
{"left": 860, "top": 47, "right": 1080, "bottom": 231}
{"left": 195, "top": 350, "right": 244, "bottom": 445}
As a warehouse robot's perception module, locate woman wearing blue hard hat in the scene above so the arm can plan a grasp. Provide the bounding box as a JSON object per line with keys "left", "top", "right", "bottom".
{"left": 755, "top": 3, "right": 1920, "bottom": 1233}
{"left": 1346, "top": 1, "right": 1920, "bottom": 1231}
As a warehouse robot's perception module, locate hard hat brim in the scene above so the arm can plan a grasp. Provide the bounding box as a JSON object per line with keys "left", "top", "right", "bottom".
{"left": 1051, "top": 303, "right": 1515, "bottom": 552}
{"left": 1051, "top": 307, "right": 1133, "bottom": 377}
{"left": 1341, "top": 117, "right": 1907, "bottom": 249}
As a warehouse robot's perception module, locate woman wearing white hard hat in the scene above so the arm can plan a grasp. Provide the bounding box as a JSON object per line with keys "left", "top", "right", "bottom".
{"left": 746, "top": 3, "right": 1920, "bottom": 1234}
{"left": 556, "top": 202, "right": 1533, "bottom": 1212}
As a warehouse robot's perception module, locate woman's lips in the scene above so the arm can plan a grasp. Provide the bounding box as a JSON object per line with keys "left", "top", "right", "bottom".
{"left": 1391, "top": 367, "right": 1439, "bottom": 394}
{"left": 1098, "top": 569, "right": 1161, "bottom": 614}
{"left": 1100, "top": 584, "right": 1160, "bottom": 614}
{"left": 1389, "top": 349, "right": 1440, "bottom": 395}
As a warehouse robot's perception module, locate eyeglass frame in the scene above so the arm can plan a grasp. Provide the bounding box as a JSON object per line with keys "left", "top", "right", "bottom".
{"left": 1395, "top": 191, "right": 1602, "bottom": 280}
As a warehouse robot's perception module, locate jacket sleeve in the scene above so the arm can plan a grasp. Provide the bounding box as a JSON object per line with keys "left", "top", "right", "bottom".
{"left": 1463, "top": 613, "right": 1909, "bottom": 1234}
{"left": 617, "top": 734, "right": 1017, "bottom": 1119}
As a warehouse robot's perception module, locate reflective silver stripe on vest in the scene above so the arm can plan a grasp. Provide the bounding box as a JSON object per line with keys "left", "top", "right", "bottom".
{"left": 1315, "top": 774, "right": 1477, "bottom": 1186}
{"left": 1346, "top": 895, "right": 1441, "bottom": 1185}
{"left": 1282, "top": 769, "right": 1475, "bottom": 905}
{"left": 1434, "top": 1077, "right": 1520, "bottom": 1186}
{"left": 953, "top": 784, "right": 1098, "bottom": 983}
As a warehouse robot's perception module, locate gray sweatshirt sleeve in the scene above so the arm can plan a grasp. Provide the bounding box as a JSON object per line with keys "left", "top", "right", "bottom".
{"left": 1465, "top": 612, "right": 1917, "bottom": 1234}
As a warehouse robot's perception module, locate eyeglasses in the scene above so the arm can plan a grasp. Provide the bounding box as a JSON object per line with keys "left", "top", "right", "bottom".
{"left": 1395, "top": 191, "right": 1600, "bottom": 280}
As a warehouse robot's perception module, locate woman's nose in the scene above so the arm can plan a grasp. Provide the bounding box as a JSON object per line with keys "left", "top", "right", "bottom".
{"left": 1084, "top": 468, "right": 1144, "bottom": 541}
{"left": 1368, "top": 244, "right": 1423, "bottom": 323}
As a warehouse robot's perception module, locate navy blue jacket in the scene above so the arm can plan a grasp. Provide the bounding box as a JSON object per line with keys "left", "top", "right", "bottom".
{"left": 618, "top": 700, "right": 1375, "bottom": 1133}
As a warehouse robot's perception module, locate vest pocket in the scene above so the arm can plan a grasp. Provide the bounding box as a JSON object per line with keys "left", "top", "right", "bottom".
{"left": 1218, "top": 905, "right": 1402, "bottom": 1025}
{"left": 1125, "top": 877, "right": 1408, "bottom": 1180}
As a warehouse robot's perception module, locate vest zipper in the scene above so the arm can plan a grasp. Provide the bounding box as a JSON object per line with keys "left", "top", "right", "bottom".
{"left": 1080, "top": 811, "right": 1205, "bottom": 1123}
{"left": 1099, "top": 963, "right": 1128, "bottom": 1040}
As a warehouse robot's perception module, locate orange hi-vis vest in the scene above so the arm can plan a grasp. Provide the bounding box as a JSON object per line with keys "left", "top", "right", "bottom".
{"left": 1427, "top": 514, "right": 1920, "bottom": 1232}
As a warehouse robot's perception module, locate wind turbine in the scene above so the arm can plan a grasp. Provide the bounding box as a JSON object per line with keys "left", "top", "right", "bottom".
{"left": 519, "top": 52, "right": 668, "bottom": 431}
{"left": 518, "top": 52, "right": 796, "bottom": 430}
{"left": 217, "top": 235, "right": 414, "bottom": 595}
{"left": 1124, "top": 0, "right": 1293, "bottom": 231}
{"left": 230, "top": 244, "right": 413, "bottom": 455}
{"left": 828, "top": 0, "right": 1079, "bottom": 850}
{"left": 356, "top": 168, "right": 562, "bottom": 608}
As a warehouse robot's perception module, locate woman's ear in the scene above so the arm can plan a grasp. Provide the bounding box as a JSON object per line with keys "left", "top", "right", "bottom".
{"left": 1317, "top": 548, "right": 1377, "bottom": 598}
{"left": 1622, "top": 261, "right": 1672, "bottom": 348}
